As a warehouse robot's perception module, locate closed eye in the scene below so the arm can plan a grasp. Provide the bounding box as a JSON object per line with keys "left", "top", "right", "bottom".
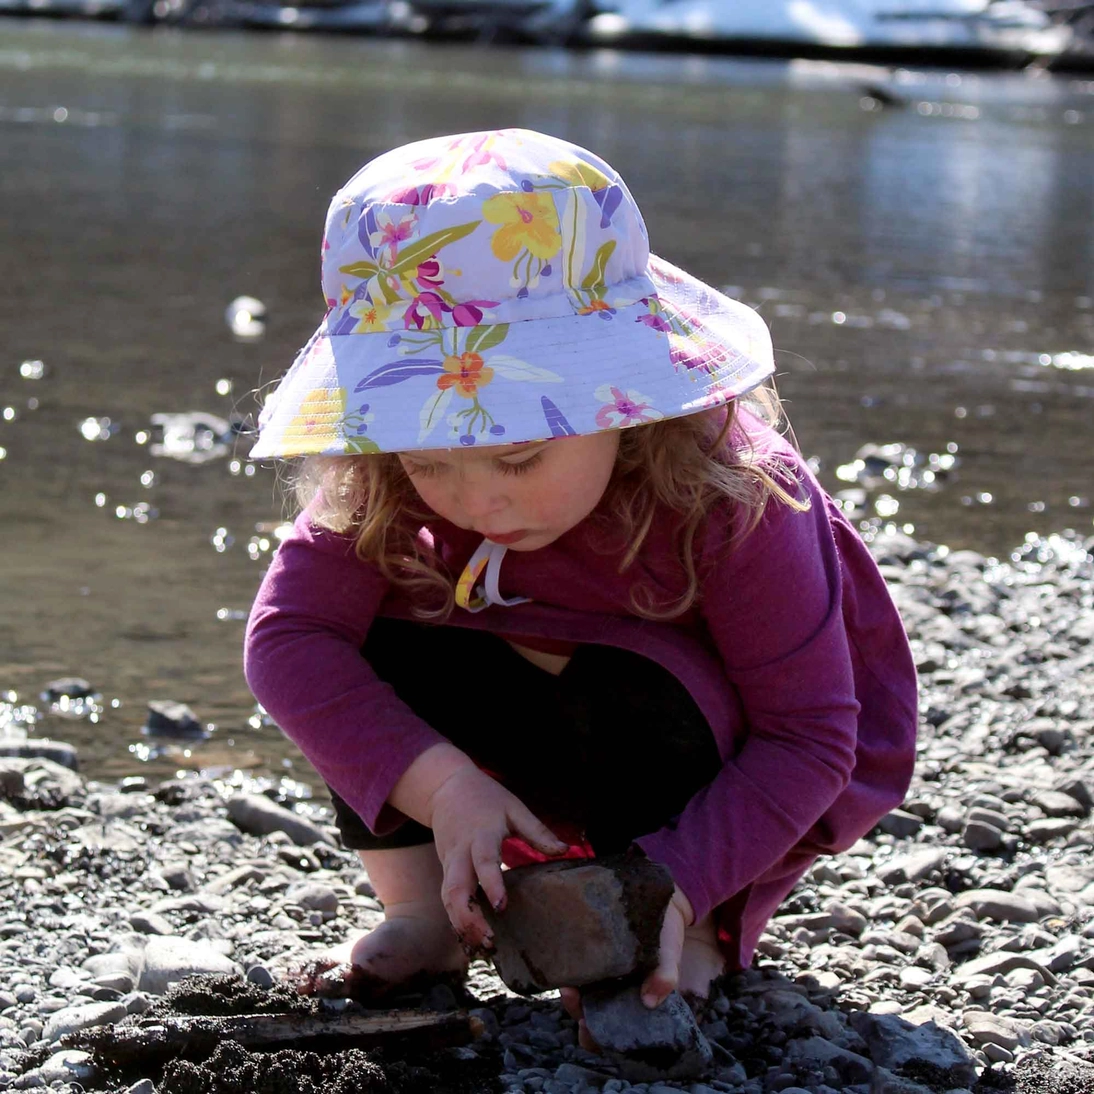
{"left": 497, "top": 451, "right": 545, "bottom": 476}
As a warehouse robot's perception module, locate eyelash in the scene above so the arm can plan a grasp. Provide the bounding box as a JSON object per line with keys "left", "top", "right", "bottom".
{"left": 405, "top": 452, "right": 545, "bottom": 478}
{"left": 498, "top": 452, "right": 544, "bottom": 476}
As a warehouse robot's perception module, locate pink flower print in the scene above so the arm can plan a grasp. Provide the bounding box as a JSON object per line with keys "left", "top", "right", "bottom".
{"left": 372, "top": 211, "right": 418, "bottom": 264}
{"left": 461, "top": 134, "right": 506, "bottom": 173}
{"left": 405, "top": 291, "right": 448, "bottom": 330}
{"left": 594, "top": 385, "right": 662, "bottom": 429}
{"left": 387, "top": 181, "right": 456, "bottom": 205}
{"left": 416, "top": 257, "right": 444, "bottom": 290}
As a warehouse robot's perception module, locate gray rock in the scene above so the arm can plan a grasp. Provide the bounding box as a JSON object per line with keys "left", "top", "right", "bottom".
{"left": 848, "top": 1011, "right": 976, "bottom": 1086}
{"left": 14, "top": 1050, "right": 96, "bottom": 1086}
{"left": 582, "top": 985, "right": 713, "bottom": 1082}
{"left": 129, "top": 912, "right": 174, "bottom": 936}
{"left": 124, "top": 1081, "right": 156, "bottom": 1094}
{"left": 137, "top": 937, "right": 242, "bottom": 995}
{"left": 962, "top": 822, "right": 1004, "bottom": 851}
{"left": 0, "top": 757, "right": 84, "bottom": 810}
{"left": 41, "top": 1003, "right": 128, "bottom": 1044}
{"left": 878, "top": 810, "right": 923, "bottom": 838}
{"left": 226, "top": 794, "right": 334, "bottom": 846}
{"left": 203, "top": 864, "right": 268, "bottom": 894}
{"left": 951, "top": 951, "right": 1057, "bottom": 986}
{"left": 246, "top": 965, "right": 276, "bottom": 989}
{"left": 877, "top": 849, "right": 947, "bottom": 885}
{"left": 783, "top": 1036, "right": 874, "bottom": 1085}
{"left": 1031, "top": 790, "right": 1088, "bottom": 818}
{"left": 962, "top": 1011, "right": 1030, "bottom": 1052}
{"left": 1027, "top": 819, "right": 1079, "bottom": 842}
{"left": 160, "top": 863, "right": 195, "bottom": 891}
{"left": 285, "top": 881, "right": 340, "bottom": 914}
{"left": 954, "top": 889, "right": 1041, "bottom": 923}
{"left": 0, "top": 739, "right": 79, "bottom": 772}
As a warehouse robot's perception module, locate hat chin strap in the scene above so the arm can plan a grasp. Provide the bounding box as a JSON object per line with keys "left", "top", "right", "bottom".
{"left": 454, "top": 537, "right": 533, "bottom": 613}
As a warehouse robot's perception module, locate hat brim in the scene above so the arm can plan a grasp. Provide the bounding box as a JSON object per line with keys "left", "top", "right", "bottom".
{"left": 249, "top": 256, "right": 773, "bottom": 459}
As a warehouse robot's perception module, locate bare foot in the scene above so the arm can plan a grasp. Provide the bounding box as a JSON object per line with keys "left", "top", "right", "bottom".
{"left": 347, "top": 903, "right": 469, "bottom": 983}
{"left": 289, "top": 900, "right": 470, "bottom": 1003}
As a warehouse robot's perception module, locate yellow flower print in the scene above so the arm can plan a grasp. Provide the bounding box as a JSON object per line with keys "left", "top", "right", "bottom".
{"left": 482, "top": 192, "right": 562, "bottom": 263}
{"left": 349, "top": 298, "right": 393, "bottom": 334}
{"left": 547, "top": 159, "right": 611, "bottom": 192}
{"left": 284, "top": 387, "right": 346, "bottom": 451}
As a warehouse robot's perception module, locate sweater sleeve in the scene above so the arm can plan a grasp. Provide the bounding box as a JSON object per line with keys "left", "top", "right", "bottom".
{"left": 634, "top": 471, "right": 860, "bottom": 922}
{"left": 243, "top": 512, "right": 449, "bottom": 834}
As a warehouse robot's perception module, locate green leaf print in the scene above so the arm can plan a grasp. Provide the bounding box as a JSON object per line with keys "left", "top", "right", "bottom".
{"left": 465, "top": 324, "right": 509, "bottom": 354}
{"left": 339, "top": 261, "right": 379, "bottom": 280}
{"left": 345, "top": 435, "right": 382, "bottom": 455}
{"left": 581, "top": 240, "right": 616, "bottom": 293}
{"left": 389, "top": 221, "right": 482, "bottom": 277}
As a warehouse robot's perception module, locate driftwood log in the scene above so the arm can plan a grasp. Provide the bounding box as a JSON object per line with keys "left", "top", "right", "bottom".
{"left": 65, "top": 1008, "right": 485, "bottom": 1068}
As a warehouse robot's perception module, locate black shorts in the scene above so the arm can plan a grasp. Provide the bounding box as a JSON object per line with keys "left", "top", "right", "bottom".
{"left": 326, "top": 617, "right": 721, "bottom": 856}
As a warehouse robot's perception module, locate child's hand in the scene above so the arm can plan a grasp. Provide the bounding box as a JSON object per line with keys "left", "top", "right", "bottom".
{"left": 559, "top": 886, "right": 695, "bottom": 1051}
{"left": 424, "top": 766, "right": 568, "bottom": 951}
{"left": 639, "top": 886, "right": 694, "bottom": 1008}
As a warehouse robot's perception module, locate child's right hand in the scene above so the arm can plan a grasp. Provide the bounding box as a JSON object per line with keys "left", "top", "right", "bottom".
{"left": 424, "top": 765, "right": 569, "bottom": 951}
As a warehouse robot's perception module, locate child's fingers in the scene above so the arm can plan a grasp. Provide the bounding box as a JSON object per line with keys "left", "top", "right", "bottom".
{"left": 440, "top": 851, "right": 491, "bottom": 945}
{"left": 471, "top": 832, "right": 507, "bottom": 911}
{"left": 558, "top": 986, "right": 583, "bottom": 1022}
{"left": 510, "top": 804, "right": 569, "bottom": 856}
{"left": 641, "top": 899, "right": 686, "bottom": 1008}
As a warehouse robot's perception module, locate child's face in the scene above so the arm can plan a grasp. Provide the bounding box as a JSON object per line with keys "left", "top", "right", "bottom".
{"left": 398, "top": 432, "right": 620, "bottom": 551}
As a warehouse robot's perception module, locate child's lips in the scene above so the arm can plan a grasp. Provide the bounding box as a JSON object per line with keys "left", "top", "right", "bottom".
{"left": 484, "top": 530, "right": 528, "bottom": 545}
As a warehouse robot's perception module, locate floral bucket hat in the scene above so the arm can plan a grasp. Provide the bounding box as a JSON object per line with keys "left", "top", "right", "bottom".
{"left": 251, "top": 128, "right": 774, "bottom": 459}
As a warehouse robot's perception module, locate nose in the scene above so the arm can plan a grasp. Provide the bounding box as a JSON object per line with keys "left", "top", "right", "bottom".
{"left": 454, "top": 475, "right": 509, "bottom": 521}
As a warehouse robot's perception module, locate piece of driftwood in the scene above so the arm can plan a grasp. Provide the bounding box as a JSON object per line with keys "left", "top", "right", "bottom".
{"left": 66, "top": 1008, "right": 485, "bottom": 1067}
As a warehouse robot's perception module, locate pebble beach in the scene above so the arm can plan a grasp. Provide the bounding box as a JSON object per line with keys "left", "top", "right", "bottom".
{"left": 3, "top": 527, "right": 1094, "bottom": 1094}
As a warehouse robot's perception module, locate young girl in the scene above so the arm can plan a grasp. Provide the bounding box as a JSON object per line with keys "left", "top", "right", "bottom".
{"left": 244, "top": 129, "right": 918, "bottom": 1016}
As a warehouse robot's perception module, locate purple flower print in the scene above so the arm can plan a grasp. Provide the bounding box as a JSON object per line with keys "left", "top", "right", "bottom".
{"left": 593, "top": 184, "right": 624, "bottom": 230}
{"left": 541, "top": 397, "right": 575, "bottom": 437}
{"left": 405, "top": 292, "right": 448, "bottom": 330}
{"left": 404, "top": 291, "right": 498, "bottom": 330}
{"left": 388, "top": 182, "right": 449, "bottom": 205}
{"left": 451, "top": 302, "right": 488, "bottom": 326}
{"left": 637, "top": 312, "right": 672, "bottom": 332}
{"left": 416, "top": 257, "right": 444, "bottom": 290}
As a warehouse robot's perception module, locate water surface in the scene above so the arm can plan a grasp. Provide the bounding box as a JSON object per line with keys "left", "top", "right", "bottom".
{"left": 2, "top": 22, "right": 1092, "bottom": 784}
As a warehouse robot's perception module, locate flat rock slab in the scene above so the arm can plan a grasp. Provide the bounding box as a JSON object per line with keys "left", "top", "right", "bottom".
{"left": 43, "top": 1002, "right": 128, "bottom": 1044}
{"left": 582, "top": 984, "right": 713, "bottom": 1082}
{"left": 482, "top": 854, "right": 673, "bottom": 994}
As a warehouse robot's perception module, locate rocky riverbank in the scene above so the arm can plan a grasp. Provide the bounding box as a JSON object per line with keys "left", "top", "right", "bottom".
{"left": 2, "top": 528, "right": 1094, "bottom": 1094}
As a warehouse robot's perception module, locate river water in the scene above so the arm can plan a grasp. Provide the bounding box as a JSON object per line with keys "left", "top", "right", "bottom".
{"left": 2, "top": 20, "right": 1092, "bottom": 787}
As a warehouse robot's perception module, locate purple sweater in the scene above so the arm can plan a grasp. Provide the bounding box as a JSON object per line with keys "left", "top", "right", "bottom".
{"left": 245, "top": 431, "right": 918, "bottom": 964}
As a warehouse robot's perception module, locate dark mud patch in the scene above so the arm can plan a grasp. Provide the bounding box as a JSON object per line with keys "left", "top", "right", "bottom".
{"left": 284, "top": 961, "right": 479, "bottom": 1009}
{"left": 157, "top": 1039, "right": 497, "bottom": 1094}
{"left": 89, "top": 973, "right": 500, "bottom": 1094}
{"left": 974, "top": 1054, "right": 1094, "bottom": 1094}
{"left": 148, "top": 974, "right": 318, "bottom": 1018}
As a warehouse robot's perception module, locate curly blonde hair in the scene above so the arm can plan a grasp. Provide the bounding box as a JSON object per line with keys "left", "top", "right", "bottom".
{"left": 293, "top": 389, "right": 807, "bottom": 621}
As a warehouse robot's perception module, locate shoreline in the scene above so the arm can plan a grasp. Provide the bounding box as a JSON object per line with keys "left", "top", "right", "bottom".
{"left": 2, "top": 527, "right": 1094, "bottom": 1093}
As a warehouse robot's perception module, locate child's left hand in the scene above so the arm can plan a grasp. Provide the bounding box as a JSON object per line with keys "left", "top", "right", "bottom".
{"left": 638, "top": 885, "right": 695, "bottom": 1008}
{"left": 559, "top": 886, "right": 694, "bottom": 1045}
